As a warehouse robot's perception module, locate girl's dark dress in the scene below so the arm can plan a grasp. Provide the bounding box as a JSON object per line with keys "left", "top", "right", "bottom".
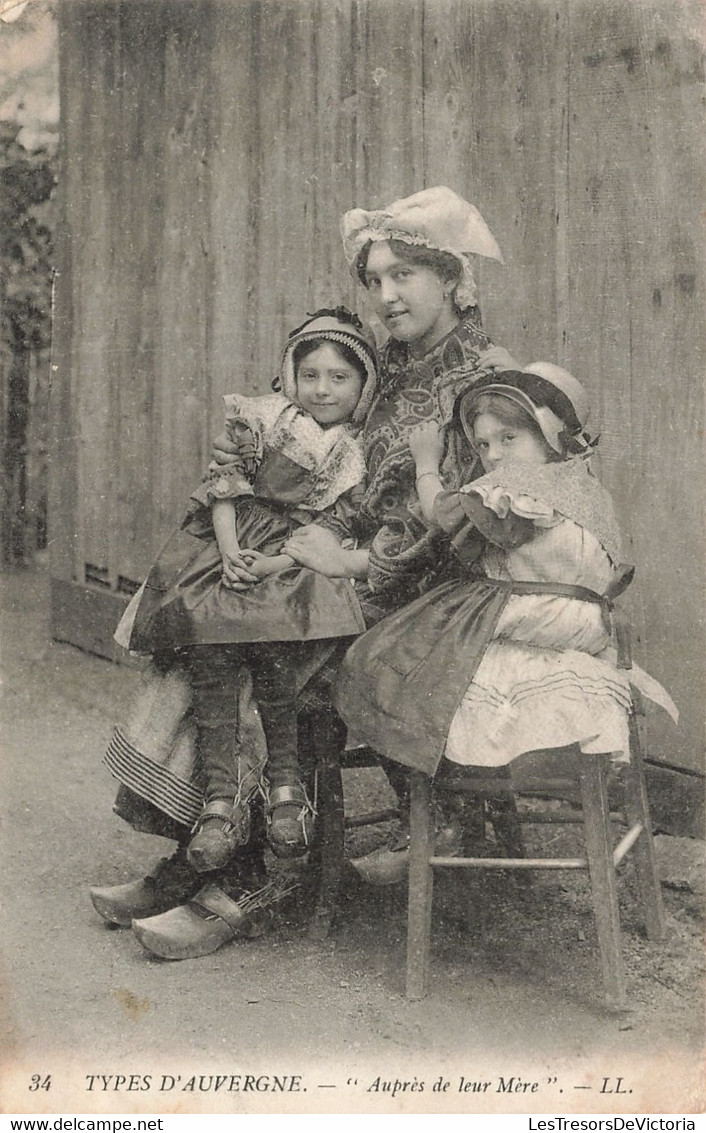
{"left": 123, "top": 392, "right": 367, "bottom": 655}
{"left": 106, "top": 392, "right": 367, "bottom": 827}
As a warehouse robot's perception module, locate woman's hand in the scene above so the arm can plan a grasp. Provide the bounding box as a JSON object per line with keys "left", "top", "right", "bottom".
{"left": 477, "top": 345, "right": 521, "bottom": 372}
{"left": 408, "top": 421, "right": 445, "bottom": 471}
{"left": 211, "top": 430, "right": 240, "bottom": 466}
{"left": 283, "top": 525, "right": 368, "bottom": 579}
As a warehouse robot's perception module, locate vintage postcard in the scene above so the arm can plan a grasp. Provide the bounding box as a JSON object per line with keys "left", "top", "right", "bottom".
{"left": 1, "top": 0, "right": 703, "bottom": 1120}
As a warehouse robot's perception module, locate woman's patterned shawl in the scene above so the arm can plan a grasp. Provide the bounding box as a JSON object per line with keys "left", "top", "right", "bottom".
{"left": 358, "top": 309, "right": 492, "bottom": 602}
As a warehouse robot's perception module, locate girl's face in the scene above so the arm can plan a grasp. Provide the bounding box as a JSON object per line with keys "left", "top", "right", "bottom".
{"left": 295, "top": 343, "right": 364, "bottom": 426}
{"left": 472, "top": 411, "right": 553, "bottom": 473}
{"left": 363, "top": 242, "right": 458, "bottom": 356}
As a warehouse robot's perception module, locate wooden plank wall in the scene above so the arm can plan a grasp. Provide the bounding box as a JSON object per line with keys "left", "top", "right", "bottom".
{"left": 52, "top": 0, "right": 704, "bottom": 775}
{"left": 562, "top": 0, "right": 704, "bottom": 774}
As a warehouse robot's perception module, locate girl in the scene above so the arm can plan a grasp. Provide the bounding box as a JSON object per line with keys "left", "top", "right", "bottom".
{"left": 334, "top": 363, "right": 677, "bottom": 783}
{"left": 110, "top": 308, "right": 378, "bottom": 868}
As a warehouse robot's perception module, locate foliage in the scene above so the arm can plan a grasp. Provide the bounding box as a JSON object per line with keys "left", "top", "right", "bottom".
{"left": 0, "top": 119, "right": 56, "bottom": 352}
{"left": 1, "top": 120, "right": 56, "bottom": 562}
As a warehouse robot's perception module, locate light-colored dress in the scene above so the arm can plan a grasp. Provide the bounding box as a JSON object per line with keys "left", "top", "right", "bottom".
{"left": 447, "top": 490, "right": 632, "bottom": 766}
{"left": 335, "top": 459, "right": 677, "bottom": 775}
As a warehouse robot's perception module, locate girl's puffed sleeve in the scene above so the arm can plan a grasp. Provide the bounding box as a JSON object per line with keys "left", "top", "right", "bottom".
{"left": 190, "top": 394, "right": 264, "bottom": 509}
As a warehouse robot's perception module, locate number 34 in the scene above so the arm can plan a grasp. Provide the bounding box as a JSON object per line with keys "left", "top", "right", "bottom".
{"left": 29, "top": 1075, "right": 52, "bottom": 1092}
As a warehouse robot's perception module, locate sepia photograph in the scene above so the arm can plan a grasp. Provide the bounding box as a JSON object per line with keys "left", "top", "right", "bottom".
{"left": 1, "top": 0, "right": 704, "bottom": 1120}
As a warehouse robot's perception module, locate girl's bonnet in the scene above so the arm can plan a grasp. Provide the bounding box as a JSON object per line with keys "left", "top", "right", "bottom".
{"left": 458, "top": 362, "right": 595, "bottom": 458}
{"left": 340, "top": 186, "right": 504, "bottom": 310}
{"left": 279, "top": 308, "right": 379, "bottom": 426}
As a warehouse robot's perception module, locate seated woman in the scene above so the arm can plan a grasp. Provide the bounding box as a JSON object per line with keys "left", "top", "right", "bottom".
{"left": 92, "top": 187, "right": 510, "bottom": 958}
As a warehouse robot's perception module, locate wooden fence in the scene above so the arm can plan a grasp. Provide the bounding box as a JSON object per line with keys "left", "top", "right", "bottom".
{"left": 50, "top": 0, "right": 704, "bottom": 792}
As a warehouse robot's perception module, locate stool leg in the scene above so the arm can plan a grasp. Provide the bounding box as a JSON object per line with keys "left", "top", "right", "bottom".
{"left": 407, "top": 771, "right": 435, "bottom": 999}
{"left": 486, "top": 791, "right": 532, "bottom": 889}
{"left": 580, "top": 755, "right": 627, "bottom": 1010}
{"left": 486, "top": 791, "right": 527, "bottom": 859}
{"left": 307, "top": 710, "right": 346, "bottom": 941}
{"left": 625, "top": 708, "right": 666, "bottom": 940}
{"left": 461, "top": 793, "right": 487, "bottom": 847}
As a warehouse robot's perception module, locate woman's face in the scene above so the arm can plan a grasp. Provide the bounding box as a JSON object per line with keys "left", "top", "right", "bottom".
{"left": 295, "top": 343, "right": 364, "bottom": 426}
{"left": 363, "top": 242, "right": 458, "bottom": 356}
{"left": 471, "top": 411, "right": 553, "bottom": 473}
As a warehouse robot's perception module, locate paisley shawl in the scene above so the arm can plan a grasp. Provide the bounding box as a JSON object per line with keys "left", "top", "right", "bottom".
{"left": 358, "top": 310, "right": 492, "bottom": 600}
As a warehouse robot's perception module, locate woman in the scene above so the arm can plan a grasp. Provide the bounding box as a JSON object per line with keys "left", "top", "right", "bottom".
{"left": 283, "top": 186, "right": 505, "bottom": 621}
{"left": 94, "top": 186, "right": 508, "bottom": 957}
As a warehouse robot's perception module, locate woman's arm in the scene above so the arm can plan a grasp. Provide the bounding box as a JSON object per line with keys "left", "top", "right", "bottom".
{"left": 408, "top": 422, "right": 446, "bottom": 523}
{"left": 282, "top": 525, "right": 370, "bottom": 579}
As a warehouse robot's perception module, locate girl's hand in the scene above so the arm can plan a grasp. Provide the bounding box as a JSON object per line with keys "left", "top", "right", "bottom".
{"left": 237, "top": 550, "right": 293, "bottom": 579}
{"left": 408, "top": 421, "right": 445, "bottom": 469}
{"left": 221, "top": 550, "right": 260, "bottom": 590}
{"left": 477, "top": 345, "right": 521, "bottom": 372}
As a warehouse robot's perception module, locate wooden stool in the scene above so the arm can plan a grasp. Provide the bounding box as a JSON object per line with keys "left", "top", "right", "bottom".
{"left": 299, "top": 706, "right": 529, "bottom": 940}
{"left": 406, "top": 684, "right": 666, "bottom": 1010}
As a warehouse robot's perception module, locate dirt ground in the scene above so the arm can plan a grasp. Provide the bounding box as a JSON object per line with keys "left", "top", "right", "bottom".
{"left": 1, "top": 561, "right": 704, "bottom": 1117}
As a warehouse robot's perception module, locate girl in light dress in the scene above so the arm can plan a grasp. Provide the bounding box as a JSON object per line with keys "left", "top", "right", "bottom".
{"left": 335, "top": 363, "right": 677, "bottom": 783}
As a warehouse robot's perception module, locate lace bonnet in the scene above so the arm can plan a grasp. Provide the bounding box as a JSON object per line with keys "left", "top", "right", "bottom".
{"left": 458, "top": 363, "right": 594, "bottom": 456}
{"left": 280, "top": 310, "right": 379, "bottom": 426}
{"left": 340, "top": 186, "right": 504, "bottom": 310}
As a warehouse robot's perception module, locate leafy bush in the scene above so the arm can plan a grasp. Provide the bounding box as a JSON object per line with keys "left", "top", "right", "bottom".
{"left": 1, "top": 120, "right": 57, "bottom": 562}
{"left": 1, "top": 119, "right": 56, "bottom": 352}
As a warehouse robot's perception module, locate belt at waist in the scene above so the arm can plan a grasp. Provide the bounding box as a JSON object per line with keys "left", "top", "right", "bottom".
{"left": 486, "top": 578, "right": 607, "bottom": 605}
{"left": 471, "top": 576, "right": 614, "bottom": 634}
{"left": 467, "top": 561, "right": 634, "bottom": 609}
